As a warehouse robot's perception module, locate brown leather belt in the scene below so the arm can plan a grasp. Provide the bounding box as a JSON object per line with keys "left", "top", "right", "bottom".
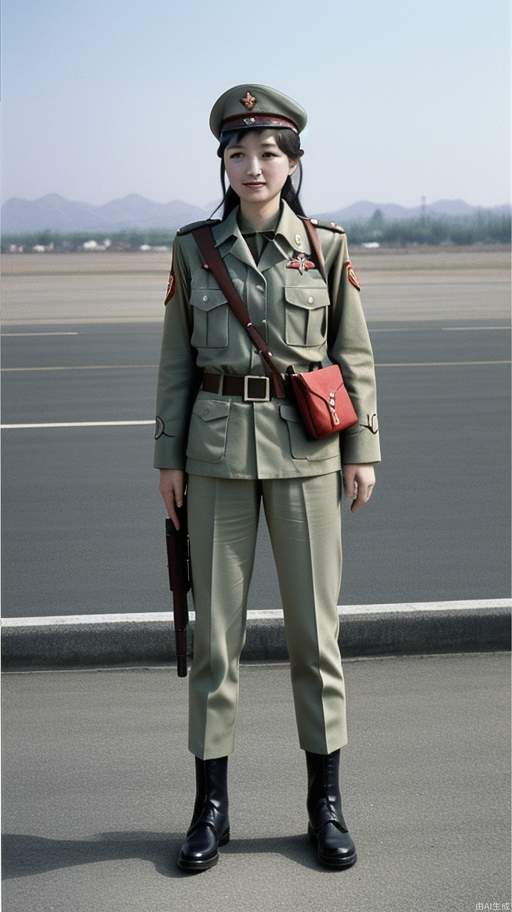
{"left": 201, "top": 370, "right": 286, "bottom": 401}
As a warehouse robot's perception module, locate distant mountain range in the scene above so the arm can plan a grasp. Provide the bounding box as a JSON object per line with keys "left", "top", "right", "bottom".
{"left": 1, "top": 192, "right": 509, "bottom": 234}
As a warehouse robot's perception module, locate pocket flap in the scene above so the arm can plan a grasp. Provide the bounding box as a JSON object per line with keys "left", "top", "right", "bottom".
{"left": 284, "top": 287, "right": 330, "bottom": 310}
{"left": 279, "top": 403, "right": 300, "bottom": 422}
{"left": 190, "top": 289, "right": 229, "bottom": 312}
{"left": 193, "top": 400, "right": 230, "bottom": 422}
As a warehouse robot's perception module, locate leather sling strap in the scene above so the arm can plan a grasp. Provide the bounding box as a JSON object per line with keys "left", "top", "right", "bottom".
{"left": 299, "top": 217, "right": 327, "bottom": 283}
{"left": 192, "top": 218, "right": 327, "bottom": 399}
{"left": 192, "top": 225, "right": 287, "bottom": 398}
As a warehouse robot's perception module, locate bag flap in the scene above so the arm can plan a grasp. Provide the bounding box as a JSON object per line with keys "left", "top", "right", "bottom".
{"left": 296, "top": 364, "right": 345, "bottom": 403}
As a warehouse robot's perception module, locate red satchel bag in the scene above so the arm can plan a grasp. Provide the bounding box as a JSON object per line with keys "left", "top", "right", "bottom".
{"left": 192, "top": 216, "right": 359, "bottom": 440}
{"left": 285, "top": 362, "right": 359, "bottom": 439}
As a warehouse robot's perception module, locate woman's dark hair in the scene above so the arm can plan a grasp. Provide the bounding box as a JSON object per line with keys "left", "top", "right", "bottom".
{"left": 208, "top": 127, "right": 306, "bottom": 221}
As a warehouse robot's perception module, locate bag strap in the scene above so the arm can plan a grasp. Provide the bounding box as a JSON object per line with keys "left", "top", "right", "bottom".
{"left": 300, "top": 217, "right": 327, "bottom": 283}
{"left": 191, "top": 224, "right": 287, "bottom": 397}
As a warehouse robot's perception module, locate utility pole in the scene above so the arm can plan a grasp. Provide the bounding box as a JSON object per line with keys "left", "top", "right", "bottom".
{"left": 420, "top": 195, "right": 427, "bottom": 224}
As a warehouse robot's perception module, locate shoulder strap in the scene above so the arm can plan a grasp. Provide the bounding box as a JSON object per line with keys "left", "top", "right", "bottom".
{"left": 177, "top": 218, "right": 222, "bottom": 236}
{"left": 191, "top": 225, "right": 287, "bottom": 398}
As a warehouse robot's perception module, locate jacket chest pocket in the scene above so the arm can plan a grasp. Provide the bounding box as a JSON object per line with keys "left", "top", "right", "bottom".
{"left": 186, "top": 399, "right": 231, "bottom": 462}
{"left": 283, "top": 286, "right": 330, "bottom": 347}
{"left": 190, "top": 289, "right": 230, "bottom": 348}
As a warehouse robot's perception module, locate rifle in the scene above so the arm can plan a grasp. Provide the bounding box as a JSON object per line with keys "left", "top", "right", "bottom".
{"left": 165, "top": 496, "right": 191, "bottom": 677}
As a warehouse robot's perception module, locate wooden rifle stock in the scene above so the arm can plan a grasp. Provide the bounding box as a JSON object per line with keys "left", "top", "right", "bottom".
{"left": 165, "top": 498, "right": 191, "bottom": 677}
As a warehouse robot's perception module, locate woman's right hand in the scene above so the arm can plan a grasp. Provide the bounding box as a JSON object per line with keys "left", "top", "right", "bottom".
{"left": 159, "top": 469, "right": 186, "bottom": 531}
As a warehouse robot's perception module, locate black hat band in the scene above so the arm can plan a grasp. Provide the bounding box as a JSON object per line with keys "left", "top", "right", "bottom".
{"left": 219, "top": 112, "right": 299, "bottom": 137}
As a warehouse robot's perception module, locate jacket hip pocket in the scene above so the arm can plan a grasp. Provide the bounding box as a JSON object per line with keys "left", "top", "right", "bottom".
{"left": 186, "top": 399, "right": 231, "bottom": 462}
{"left": 190, "top": 289, "right": 230, "bottom": 348}
{"left": 279, "top": 403, "right": 340, "bottom": 460}
{"left": 283, "top": 287, "right": 330, "bottom": 347}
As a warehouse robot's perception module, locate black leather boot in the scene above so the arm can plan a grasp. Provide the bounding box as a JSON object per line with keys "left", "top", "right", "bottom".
{"left": 305, "top": 748, "right": 357, "bottom": 869}
{"left": 177, "top": 755, "right": 230, "bottom": 872}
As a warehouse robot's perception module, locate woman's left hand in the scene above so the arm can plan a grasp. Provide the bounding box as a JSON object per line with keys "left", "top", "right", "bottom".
{"left": 342, "top": 464, "right": 376, "bottom": 512}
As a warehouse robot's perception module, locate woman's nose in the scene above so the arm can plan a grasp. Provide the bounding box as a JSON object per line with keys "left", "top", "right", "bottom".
{"left": 246, "top": 159, "right": 262, "bottom": 177}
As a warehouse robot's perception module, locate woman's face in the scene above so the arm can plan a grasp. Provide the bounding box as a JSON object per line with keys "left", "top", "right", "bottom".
{"left": 223, "top": 129, "right": 297, "bottom": 206}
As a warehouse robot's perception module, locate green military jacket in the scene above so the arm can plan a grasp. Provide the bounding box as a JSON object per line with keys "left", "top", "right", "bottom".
{"left": 153, "top": 197, "right": 381, "bottom": 479}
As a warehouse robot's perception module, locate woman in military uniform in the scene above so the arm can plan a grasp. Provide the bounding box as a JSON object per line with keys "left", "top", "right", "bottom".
{"left": 153, "top": 83, "right": 381, "bottom": 873}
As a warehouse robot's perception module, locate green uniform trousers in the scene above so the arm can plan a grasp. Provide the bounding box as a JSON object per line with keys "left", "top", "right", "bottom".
{"left": 186, "top": 470, "right": 348, "bottom": 759}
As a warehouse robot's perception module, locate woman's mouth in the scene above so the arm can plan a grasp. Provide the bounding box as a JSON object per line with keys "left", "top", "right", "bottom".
{"left": 243, "top": 182, "right": 265, "bottom": 188}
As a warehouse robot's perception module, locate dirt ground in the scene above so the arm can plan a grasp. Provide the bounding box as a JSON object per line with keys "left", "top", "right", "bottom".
{"left": 1, "top": 247, "right": 510, "bottom": 324}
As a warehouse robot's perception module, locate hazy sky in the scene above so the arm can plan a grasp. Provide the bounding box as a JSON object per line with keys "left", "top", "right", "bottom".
{"left": 1, "top": 0, "right": 510, "bottom": 212}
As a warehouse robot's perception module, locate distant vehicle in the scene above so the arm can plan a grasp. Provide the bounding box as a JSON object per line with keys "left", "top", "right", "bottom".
{"left": 83, "top": 240, "right": 107, "bottom": 251}
{"left": 361, "top": 242, "right": 380, "bottom": 249}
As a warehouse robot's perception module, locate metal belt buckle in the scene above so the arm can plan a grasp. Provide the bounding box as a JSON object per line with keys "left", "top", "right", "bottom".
{"left": 243, "top": 375, "right": 270, "bottom": 402}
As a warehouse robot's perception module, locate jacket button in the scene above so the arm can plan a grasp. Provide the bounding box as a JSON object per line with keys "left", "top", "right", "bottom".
{"left": 308, "top": 296, "right": 314, "bottom": 303}
{"left": 202, "top": 294, "right": 208, "bottom": 301}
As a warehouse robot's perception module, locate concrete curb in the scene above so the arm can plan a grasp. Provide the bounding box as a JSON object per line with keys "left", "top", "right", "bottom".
{"left": 1, "top": 600, "right": 510, "bottom": 670}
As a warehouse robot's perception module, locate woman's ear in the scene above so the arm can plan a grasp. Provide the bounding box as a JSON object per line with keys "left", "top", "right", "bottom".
{"left": 288, "top": 159, "right": 298, "bottom": 176}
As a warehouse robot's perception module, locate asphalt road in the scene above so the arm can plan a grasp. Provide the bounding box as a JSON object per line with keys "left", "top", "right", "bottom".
{"left": 1, "top": 250, "right": 510, "bottom": 618}
{"left": 1, "top": 652, "right": 510, "bottom": 912}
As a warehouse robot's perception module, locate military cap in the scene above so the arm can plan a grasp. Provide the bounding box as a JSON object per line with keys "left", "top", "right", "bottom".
{"left": 209, "top": 83, "right": 307, "bottom": 140}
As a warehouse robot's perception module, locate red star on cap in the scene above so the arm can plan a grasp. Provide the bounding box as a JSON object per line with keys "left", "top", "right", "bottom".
{"left": 240, "top": 91, "right": 257, "bottom": 110}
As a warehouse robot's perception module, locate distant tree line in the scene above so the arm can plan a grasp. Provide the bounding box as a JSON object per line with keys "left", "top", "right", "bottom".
{"left": 347, "top": 208, "right": 510, "bottom": 246}
{"left": 2, "top": 209, "right": 510, "bottom": 253}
